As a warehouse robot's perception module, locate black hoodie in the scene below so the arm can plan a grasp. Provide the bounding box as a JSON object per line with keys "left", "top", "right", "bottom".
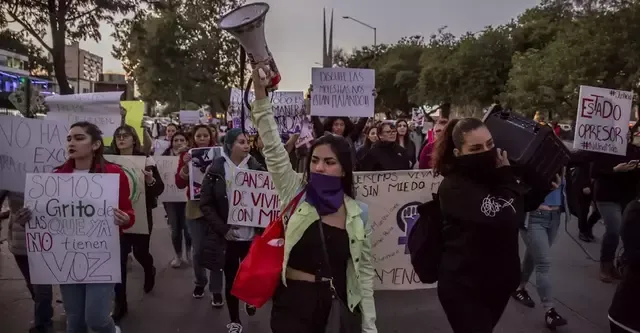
{"left": 357, "top": 141, "right": 411, "bottom": 171}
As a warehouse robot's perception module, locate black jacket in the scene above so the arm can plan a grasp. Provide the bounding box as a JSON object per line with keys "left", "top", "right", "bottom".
{"left": 609, "top": 199, "right": 640, "bottom": 331}
{"left": 591, "top": 145, "right": 640, "bottom": 204}
{"left": 198, "top": 155, "right": 265, "bottom": 270}
{"left": 437, "top": 167, "right": 546, "bottom": 290}
{"left": 357, "top": 141, "right": 411, "bottom": 171}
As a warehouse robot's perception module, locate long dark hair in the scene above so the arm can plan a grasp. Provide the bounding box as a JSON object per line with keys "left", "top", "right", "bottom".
{"left": 323, "top": 117, "right": 355, "bottom": 137}
{"left": 191, "top": 124, "right": 216, "bottom": 148}
{"left": 396, "top": 119, "right": 409, "bottom": 145}
{"left": 362, "top": 126, "right": 377, "bottom": 149}
{"left": 164, "top": 131, "right": 188, "bottom": 155}
{"left": 110, "top": 125, "right": 143, "bottom": 155}
{"left": 305, "top": 134, "right": 355, "bottom": 198}
{"left": 69, "top": 121, "right": 107, "bottom": 173}
{"left": 432, "top": 117, "right": 486, "bottom": 177}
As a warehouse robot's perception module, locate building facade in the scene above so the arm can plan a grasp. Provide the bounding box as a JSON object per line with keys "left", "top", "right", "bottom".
{"left": 65, "top": 42, "right": 103, "bottom": 93}
{"left": 95, "top": 72, "right": 135, "bottom": 100}
{"left": 0, "top": 48, "right": 58, "bottom": 111}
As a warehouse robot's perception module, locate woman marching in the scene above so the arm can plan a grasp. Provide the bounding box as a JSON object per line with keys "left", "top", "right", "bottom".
{"left": 110, "top": 125, "right": 165, "bottom": 322}
{"left": 174, "top": 125, "right": 225, "bottom": 306}
{"left": 50, "top": 121, "right": 134, "bottom": 333}
{"left": 250, "top": 66, "right": 377, "bottom": 333}
{"left": 199, "top": 128, "right": 265, "bottom": 333}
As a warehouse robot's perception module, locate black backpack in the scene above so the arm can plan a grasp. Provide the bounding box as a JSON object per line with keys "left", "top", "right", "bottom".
{"left": 407, "top": 193, "right": 444, "bottom": 284}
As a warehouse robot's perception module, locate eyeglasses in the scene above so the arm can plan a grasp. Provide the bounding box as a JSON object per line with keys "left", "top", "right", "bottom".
{"left": 115, "top": 133, "right": 132, "bottom": 139}
{"left": 382, "top": 130, "right": 397, "bottom": 135}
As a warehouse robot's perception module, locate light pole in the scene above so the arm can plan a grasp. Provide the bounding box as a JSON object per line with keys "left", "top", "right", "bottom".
{"left": 342, "top": 15, "right": 377, "bottom": 46}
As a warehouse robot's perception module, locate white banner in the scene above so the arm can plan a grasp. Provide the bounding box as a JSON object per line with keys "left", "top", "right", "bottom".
{"left": 45, "top": 91, "right": 123, "bottom": 136}
{"left": 155, "top": 156, "right": 184, "bottom": 202}
{"left": 573, "top": 85, "right": 633, "bottom": 156}
{"left": 0, "top": 116, "right": 68, "bottom": 192}
{"left": 24, "top": 173, "right": 121, "bottom": 284}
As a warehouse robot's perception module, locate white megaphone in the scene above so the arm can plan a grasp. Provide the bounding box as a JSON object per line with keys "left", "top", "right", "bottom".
{"left": 218, "top": 2, "right": 280, "bottom": 90}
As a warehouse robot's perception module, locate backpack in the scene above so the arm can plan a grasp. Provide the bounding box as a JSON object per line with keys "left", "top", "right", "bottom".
{"left": 407, "top": 193, "right": 443, "bottom": 284}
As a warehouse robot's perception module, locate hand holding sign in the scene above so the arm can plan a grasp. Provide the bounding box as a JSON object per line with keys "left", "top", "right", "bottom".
{"left": 12, "top": 207, "right": 32, "bottom": 227}
{"left": 114, "top": 209, "right": 130, "bottom": 226}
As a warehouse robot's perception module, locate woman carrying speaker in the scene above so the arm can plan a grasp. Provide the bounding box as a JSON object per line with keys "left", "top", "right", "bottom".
{"left": 250, "top": 65, "right": 377, "bottom": 333}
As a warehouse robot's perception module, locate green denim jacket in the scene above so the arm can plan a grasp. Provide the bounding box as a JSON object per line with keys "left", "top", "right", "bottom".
{"left": 251, "top": 98, "right": 377, "bottom": 333}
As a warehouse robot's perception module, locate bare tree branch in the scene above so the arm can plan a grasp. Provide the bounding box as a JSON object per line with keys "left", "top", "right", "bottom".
{"left": 6, "top": 11, "right": 52, "bottom": 52}
{"left": 65, "top": 6, "right": 99, "bottom": 21}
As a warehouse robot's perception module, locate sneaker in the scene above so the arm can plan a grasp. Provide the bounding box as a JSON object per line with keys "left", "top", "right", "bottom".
{"left": 511, "top": 289, "right": 535, "bottom": 308}
{"left": 245, "top": 303, "right": 256, "bottom": 316}
{"left": 143, "top": 266, "right": 156, "bottom": 293}
{"left": 170, "top": 257, "right": 182, "bottom": 268}
{"left": 115, "top": 326, "right": 122, "bottom": 333}
{"left": 545, "top": 308, "right": 568, "bottom": 329}
{"left": 226, "top": 323, "right": 243, "bottom": 333}
{"left": 193, "top": 286, "right": 205, "bottom": 299}
{"left": 578, "top": 232, "right": 592, "bottom": 242}
{"left": 211, "top": 293, "right": 224, "bottom": 307}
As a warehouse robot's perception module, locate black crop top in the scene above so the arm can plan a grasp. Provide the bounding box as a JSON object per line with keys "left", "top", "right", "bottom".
{"left": 288, "top": 220, "right": 350, "bottom": 301}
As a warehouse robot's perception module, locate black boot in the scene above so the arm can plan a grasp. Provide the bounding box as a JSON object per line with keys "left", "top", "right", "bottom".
{"left": 144, "top": 266, "right": 156, "bottom": 293}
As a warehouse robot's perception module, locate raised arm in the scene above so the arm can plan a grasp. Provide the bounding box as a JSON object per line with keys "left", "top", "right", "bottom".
{"left": 250, "top": 69, "right": 302, "bottom": 205}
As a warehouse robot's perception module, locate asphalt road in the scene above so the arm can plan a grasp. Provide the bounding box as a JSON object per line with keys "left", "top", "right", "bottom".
{"left": 0, "top": 207, "right": 617, "bottom": 333}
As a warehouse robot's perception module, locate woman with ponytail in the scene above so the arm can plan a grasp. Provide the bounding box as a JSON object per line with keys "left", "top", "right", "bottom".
{"left": 433, "top": 118, "right": 551, "bottom": 333}
{"left": 53, "top": 121, "right": 134, "bottom": 333}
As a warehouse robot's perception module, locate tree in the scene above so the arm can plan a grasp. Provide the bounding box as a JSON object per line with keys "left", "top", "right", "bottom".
{"left": 113, "top": 0, "right": 243, "bottom": 114}
{"left": 0, "top": 29, "right": 53, "bottom": 76}
{"left": 1, "top": 0, "right": 140, "bottom": 94}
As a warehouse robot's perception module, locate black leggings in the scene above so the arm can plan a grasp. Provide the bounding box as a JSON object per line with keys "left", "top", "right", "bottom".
{"left": 115, "top": 234, "right": 154, "bottom": 307}
{"left": 438, "top": 279, "right": 511, "bottom": 333}
{"left": 224, "top": 241, "right": 251, "bottom": 323}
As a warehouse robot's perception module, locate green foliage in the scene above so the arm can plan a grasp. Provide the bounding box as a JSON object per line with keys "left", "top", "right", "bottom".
{"left": 0, "top": 0, "right": 140, "bottom": 94}
{"left": 337, "top": 0, "right": 640, "bottom": 120}
{"left": 112, "top": 0, "right": 243, "bottom": 114}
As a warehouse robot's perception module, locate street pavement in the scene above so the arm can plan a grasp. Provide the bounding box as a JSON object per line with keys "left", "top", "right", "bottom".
{"left": 0, "top": 207, "right": 618, "bottom": 333}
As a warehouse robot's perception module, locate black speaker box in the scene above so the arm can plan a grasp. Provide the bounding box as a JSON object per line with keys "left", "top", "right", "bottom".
{"left": 482, "top": 106, "right": 571, "bottom": 188}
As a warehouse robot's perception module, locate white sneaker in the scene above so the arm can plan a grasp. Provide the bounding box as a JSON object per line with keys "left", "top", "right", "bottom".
{"left": 226, "top": 323, "right": 243, "bottom": 333}
{"left": 115, "top": 325, "right": 122, "bottom": 333}
{"left": 170, "top": 257, "right": 182, "bottom": 268}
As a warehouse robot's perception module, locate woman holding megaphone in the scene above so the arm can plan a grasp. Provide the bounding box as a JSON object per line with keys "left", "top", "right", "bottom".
{"left": 248, "top": 64, "right": 377, "bottom": 333}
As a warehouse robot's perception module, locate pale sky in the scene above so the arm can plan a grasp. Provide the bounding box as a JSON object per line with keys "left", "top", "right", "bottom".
{"left": 12, "top": 0, "right": 540, "bottom": 90}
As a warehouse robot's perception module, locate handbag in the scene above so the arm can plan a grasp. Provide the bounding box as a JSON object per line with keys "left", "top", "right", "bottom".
{"left": 317, "top": 220, "right": 362, "bottom": 333}
{"left": 230, "top": 191, "right": 305, "bottom": 308}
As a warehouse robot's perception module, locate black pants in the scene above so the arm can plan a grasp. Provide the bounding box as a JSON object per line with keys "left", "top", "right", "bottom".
{"left": 115, "top": 233, "right": 154, "bottom": 307}
{"left": 577, "top": 193, "right": 601, "bottom": 233}
{"left": 271, "top": 279, "right": 335, "bottom": 333}
{"left": 224, "top": 241, "right": 251, "bottom": 323}
{"left": 438, "top": 280, "right": 510, "bottom": 333}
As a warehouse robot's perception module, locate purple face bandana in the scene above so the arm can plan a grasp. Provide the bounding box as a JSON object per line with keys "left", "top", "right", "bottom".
{"left": 305, "top": 172, "right": 344, "bottom": 216}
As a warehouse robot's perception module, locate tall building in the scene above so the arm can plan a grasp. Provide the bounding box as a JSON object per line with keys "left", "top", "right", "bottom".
{"left": 65, "top": 42, "right": 103, "bottom": 93}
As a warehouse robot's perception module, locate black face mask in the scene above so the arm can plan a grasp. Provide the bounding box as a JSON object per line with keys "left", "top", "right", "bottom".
{"left": 456, "top": 148, "right": 499, "bottom": 180}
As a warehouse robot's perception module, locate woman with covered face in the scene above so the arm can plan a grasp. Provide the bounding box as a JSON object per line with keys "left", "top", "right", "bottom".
{"left": 109, "top": 125, "right": 165, "bottom": 322}
{"left": 250, "top": 67, "right": 377, "bottom": 333}
{"left": 199, "top": 128, "right": 265, "bottom": 333}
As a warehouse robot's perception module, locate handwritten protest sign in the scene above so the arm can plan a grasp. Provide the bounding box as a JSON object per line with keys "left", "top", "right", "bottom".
{"left": 0, "top": 116, "right": 68, "bottom": 192}
{"left": 153, "top": 139, "right": 170, "bottom": 156}
{"left": 155, "top": 156, "right": 184, "bottom": 202}
{"left": 354, "top": 170, "right": 441, "bottom": 290}
{"left": 310, "top": 68, "right": 375, "bottom": 118}
{"left": 45, "top": 91, "right": 123, "bottom": 136}
{"left": 573, "top": 85, "right": 633, "bottom": 156}
{"left": 228, "top": 88, "right": 305, "bottom": 135}
{"left": 295, "top": 117, "right": 314, "bottom": 148}
{"left": 24, "top": 173, "right": 121, "bottom": 284}
{"left": 228, "top": 169, "right": 279, "bottom": 228}
{"left": 104, "top": 155, "right": 149, "bottom": 234}
{"left": 189, "top": 147, "right": 222, "bottom": 200}
{"left": 179, "top": 110, "right": 201, "bottom": 125}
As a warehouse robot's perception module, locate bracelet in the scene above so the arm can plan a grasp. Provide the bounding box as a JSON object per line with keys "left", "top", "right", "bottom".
{"left": 147, "top": 178, "right": 156, "bottom": 186}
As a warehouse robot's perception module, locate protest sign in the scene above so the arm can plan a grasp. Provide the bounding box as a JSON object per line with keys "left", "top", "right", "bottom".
{"left": 0, "top": 116, "right": 68, "bottom": 192}
{"left": 24, "top": 173, "right": 121, "bottom": 284}
{"left": 354, "top": 170, "right": 442, "bottom": 290}
{"left": 228, "top": 88, "right": 305, "bottom": 135}
{"left": 153, "top": 139, "right": 170, "bottom": 156}
{"left": 411, "top": 108, "right": 424, "bottom": 127}
{"left": 189, "top": 147, "right": 223, "bottom": 200}
{"left": 573, "top": 85, "right": 633, "bottom": 156}
{"left": 103, "top": 101, "right": 145, "bottom": 146}
{"left": 45, "top": 91, "right": 123, "bottom": 136}
{"left": 295, "top": 117, "right": 314, "bottom": 148}
{"left": 179, "top": 110, "right": 201, "bottom": 125}
{"left": 228, "top": 169, "right": 279, "bottom": 228}
{"left": 310, "top": 68, "right": 375, "bottom": 118}
{"left": 155, "top": 156, "right": 184, "bottom": 202}
{"left": 104, "top": 155, "right": 149, "bottom": 234}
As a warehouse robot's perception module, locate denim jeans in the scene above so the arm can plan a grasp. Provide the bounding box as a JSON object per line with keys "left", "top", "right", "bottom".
{"left": 164, "top": 202, "right": 191, "bottom": 256}
{"left": 595, "top": 201, "right": 623, "bottom": 262}
{"left": 59, "top": 283, "right": 116, "bottom": 333}
{"left": 186, "top": 218, "right": 223, "bottom": 293}
{"left": 520, "top": 210, "right": 561, "bottom": 310}
{"left": 13, "top": 254, "right": 54, "bottom": 328}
